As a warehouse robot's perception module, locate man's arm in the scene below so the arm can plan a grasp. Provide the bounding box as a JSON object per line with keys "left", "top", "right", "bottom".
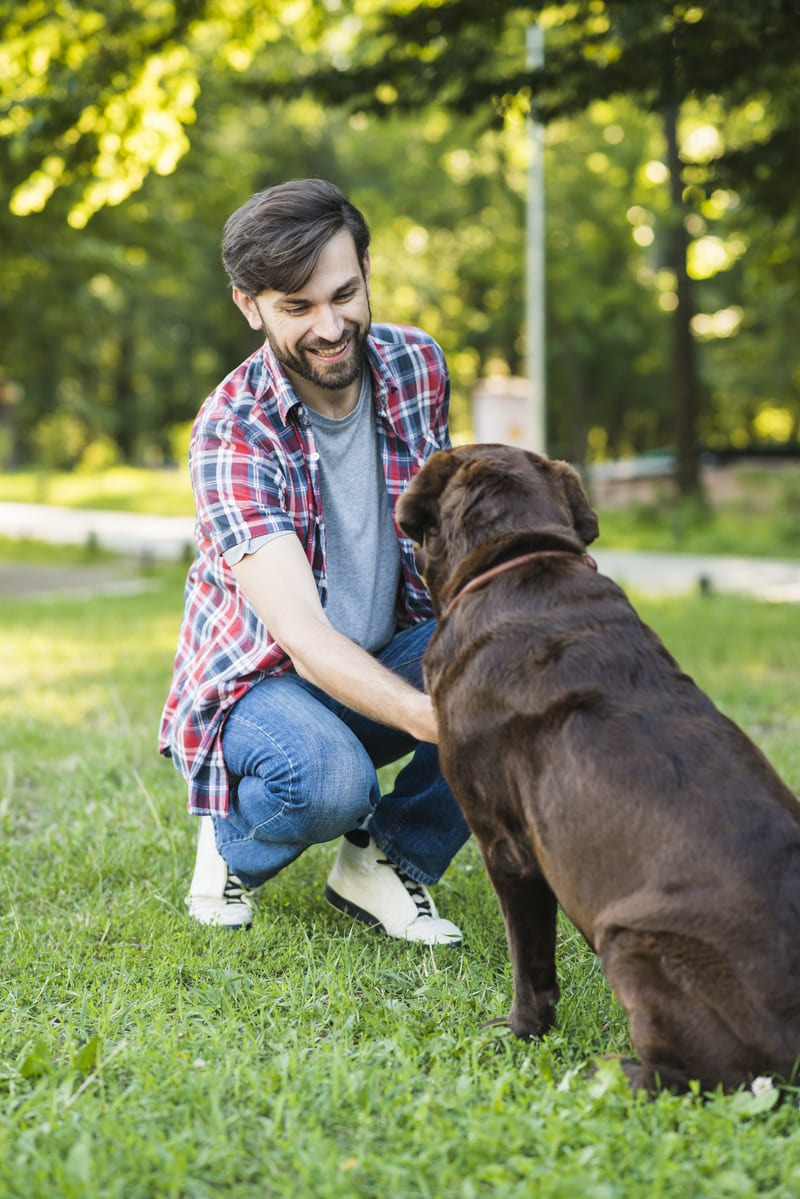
{"left": 232, "top": 533, "right": 438, "bottom": 744}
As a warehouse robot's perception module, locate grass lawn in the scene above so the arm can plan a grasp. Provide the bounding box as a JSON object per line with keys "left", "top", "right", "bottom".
{"left": 2, "top": 462, "right": 800, "bottom": 558}
{"left": 0, "top": 466, "right": 196, "bottom": 517}
{"left": 2, "top": 547, "right": 800, "bottom": 1198}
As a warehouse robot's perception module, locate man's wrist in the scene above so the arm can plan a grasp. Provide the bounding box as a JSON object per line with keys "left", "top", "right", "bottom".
{"left": 407, "top": 693, "right": 438, "bottom": 745}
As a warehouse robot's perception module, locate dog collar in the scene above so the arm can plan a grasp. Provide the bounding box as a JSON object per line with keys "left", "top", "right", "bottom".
{"left": 442, "top": 549, "right": 597, "bottom": 622}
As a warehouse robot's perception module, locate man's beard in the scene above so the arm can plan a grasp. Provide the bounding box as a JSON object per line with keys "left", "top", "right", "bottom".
{"left": 265, "top": 313, "right": 371, "bottom": 392}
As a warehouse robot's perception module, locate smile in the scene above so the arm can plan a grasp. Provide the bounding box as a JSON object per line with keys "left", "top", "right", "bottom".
{"left": 305, "top": 336, "right": 352, "bottom": 361}
{"left": 307, "top": 333, "right": 350, "bottom": 354}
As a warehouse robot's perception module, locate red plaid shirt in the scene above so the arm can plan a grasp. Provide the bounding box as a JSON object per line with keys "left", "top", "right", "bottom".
{"left": 159, "top": 323, "right": 450, "bottom": 815}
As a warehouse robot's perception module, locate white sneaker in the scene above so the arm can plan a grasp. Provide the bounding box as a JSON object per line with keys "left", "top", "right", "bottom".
{"left": 185, "top": 816, "right": 254, "bottom": 929}
{"left": 325, "top": 831, "right": 462, "bottom": 946}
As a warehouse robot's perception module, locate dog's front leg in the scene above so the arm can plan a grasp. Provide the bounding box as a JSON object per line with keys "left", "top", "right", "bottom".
{"left": 482, "top": 843, "right": 560, "bottom": 1039}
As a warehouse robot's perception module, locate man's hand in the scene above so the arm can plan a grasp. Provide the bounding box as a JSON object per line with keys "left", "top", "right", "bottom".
{"left": 232, "top": 534, "right": 438, "bottom": 743}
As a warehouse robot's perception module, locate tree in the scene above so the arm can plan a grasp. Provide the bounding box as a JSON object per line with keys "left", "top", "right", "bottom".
{"left": 298, "top": 2, "right": 800, "bottom": 196}
{"left": 2, "top": 1, "right": 798, "bottom": 477}
{"left": 0, "top": 1, "right": 321, "bottom": 461}
{"left": 0, "top": 0, "right": 320, "bottom": 227}
{"left": 2, "top": 0, "right": 205, "bottom": 229}
{"left": 295, "top": 0, "right": 800, "bottom": 492}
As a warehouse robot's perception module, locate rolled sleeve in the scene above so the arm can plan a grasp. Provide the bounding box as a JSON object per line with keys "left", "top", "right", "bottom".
{"left": 222, "top": 530, "right": 293, "bottom": 567}
{"left": 190, "top": 415, "right": 293, "bottom": 558}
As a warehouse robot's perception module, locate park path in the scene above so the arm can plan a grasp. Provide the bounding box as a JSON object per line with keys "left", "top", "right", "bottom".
{"left": 2, "top": 501, "right": 800, "bottom": 602}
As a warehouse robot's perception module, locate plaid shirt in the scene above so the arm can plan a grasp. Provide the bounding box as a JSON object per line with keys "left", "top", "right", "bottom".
{"left": 159, "top": 323, "right": 451, "bottom": 815}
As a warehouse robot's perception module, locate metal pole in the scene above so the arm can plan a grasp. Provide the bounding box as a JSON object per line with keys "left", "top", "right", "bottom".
{"left": 526, "top": 22, "right": 546, "bottom": 453}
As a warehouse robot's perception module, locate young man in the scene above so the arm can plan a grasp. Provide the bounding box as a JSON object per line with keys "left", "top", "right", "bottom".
{"left": 159, "top": 179, "right": 470, "bottom": 944}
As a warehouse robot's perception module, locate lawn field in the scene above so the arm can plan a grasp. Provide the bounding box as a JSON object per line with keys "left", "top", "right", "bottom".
{"left": 2, "top": 461, "right": 800, "bottom": 559}
{"left": 2, "top": 550, "right": 800, "bottom": 1198}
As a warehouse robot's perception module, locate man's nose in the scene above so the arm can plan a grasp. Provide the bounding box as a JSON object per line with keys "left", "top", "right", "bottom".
{"left": 311, "top": 305, "right": 346, "bottom": 343}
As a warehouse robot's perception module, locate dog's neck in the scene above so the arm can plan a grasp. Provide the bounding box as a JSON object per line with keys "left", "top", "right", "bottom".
{"left": 441, "top": 534, "right": 597, "bottom": 622}
{"left": 447, "top": 530, "right": 586, "bottom": 590}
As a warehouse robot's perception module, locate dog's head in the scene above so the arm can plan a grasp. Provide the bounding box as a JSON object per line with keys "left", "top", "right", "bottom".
{"left": 396, "top": 444, "right": 599, "bottom": 609}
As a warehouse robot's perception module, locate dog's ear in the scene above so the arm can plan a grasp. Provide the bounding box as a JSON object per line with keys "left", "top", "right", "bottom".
{"left": 551, "top": 459, "right": 600, "bottom": 546}
{"left": 397, "top": 449, "right": 463, "bottom": 544}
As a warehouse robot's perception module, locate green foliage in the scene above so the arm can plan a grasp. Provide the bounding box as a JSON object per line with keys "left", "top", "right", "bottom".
{"left": 297, "top": 0, "right": 800, "bottom": 488}
{"left": 1, "top": 1, "right": 798, "bottom": 475}
{"left": 307, "top": 2, "right": 800, "bottom": 208}
{"left": 30, "top": 411, "right": 87, "bottom": 471}
{"left": 2, "top": 0, "right": 204, "bottom": 228}
{"left": 2, "top": 560, "right": 800, "bottom": 1196}
{"left": 594, "top": 465, "right": 800, "bottom": 558}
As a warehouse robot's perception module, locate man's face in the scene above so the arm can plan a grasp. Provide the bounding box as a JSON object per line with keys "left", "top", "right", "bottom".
{"left": 233, "top": 228, "right": 371, "bottom": 397}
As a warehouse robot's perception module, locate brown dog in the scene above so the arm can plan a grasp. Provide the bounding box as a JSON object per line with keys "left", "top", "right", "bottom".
{"left": 397, "top": 443, "right": 800, "bottom": 1094}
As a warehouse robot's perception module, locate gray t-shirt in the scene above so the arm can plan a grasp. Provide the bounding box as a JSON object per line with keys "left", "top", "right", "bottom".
{"left": 308, "top": 372, "right": 401, "bottom": 652}
{"left": 224, "top": 371, "right": 401, "bottom": 653}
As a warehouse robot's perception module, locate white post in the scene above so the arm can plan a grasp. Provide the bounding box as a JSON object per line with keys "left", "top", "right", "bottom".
{"left": 526, "top": 22, "right": 546, "bottom": 453}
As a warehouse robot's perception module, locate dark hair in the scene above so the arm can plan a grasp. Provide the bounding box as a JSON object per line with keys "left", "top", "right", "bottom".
{"left": 221, "top": 178, "right": 371, "bottom": 297}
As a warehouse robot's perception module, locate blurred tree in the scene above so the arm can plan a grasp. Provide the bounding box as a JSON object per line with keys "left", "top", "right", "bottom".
{"left": 544, "top": 101, "right": 671, "bottom": 465}
{"left": 2, "top": 0, "right": 205, "bottom": 228}
{"left": 1, "top": 136, "right": 243, "bottom": 464}
{"left": 295, "top": 0, "right": 800, "bottom": 492}
{"left": 1, "top": 0, "right": 797, "bottom": 478}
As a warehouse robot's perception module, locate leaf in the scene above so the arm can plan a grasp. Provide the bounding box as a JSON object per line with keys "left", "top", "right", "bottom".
{"left": 729, "top": 1085, "right": 781, "bottom": 1117}
{"left": 18, "top": 1039, "right": 55, "bottom": 1079}
{"left": 65, "top": 1134, "right": 93, "bottom": 1186}
{"left": 72, "top": 1034, "right": 101, "bottom": 1074}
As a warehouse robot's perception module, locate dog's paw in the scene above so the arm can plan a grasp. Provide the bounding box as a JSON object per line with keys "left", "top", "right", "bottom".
{"left": 513, "top": 992, "right": 558, "bottom": 1040}
{"left": 481, "top": 1013, "right": 550, "bottom": 1041}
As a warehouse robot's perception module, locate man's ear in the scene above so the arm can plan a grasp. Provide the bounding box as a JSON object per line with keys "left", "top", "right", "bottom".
{"left": 396, "top": 449, "right": 462, "bottom": 545}
{"left": 232, "top": 288, "right": 265, "bottom": 333}
{"left": 362, "top": 252, "right": 371, "bottom": 294}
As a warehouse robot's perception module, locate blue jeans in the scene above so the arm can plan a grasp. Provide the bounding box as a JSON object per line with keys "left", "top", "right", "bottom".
{"left": 215, "top": 619, "right": 470, "bottom": 888}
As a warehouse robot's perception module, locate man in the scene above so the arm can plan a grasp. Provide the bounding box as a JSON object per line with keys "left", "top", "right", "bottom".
{"left": 159, "top": 178, "right": 469, "bottom": 944}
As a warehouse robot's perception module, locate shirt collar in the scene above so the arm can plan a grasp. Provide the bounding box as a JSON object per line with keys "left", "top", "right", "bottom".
{"left": 253, "top": 332, "right": 396, "bottom": 428}
{"left": 253, "top": 341, "right": 303, "bottom": 426}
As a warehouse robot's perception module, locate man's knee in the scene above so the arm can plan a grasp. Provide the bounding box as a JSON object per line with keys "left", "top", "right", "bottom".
{"left": 227, "top": 731, "right": 378, "bottom": 846}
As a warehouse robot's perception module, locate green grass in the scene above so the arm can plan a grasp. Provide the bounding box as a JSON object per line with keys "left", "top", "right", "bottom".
{"left": 593, "top": 465, "right": 800, "bottom": 560}
{"left": 2, "top": 462, "right": 800, "bottom": 558}
{"left": 0, "top": 466, "right": 196, "bottom": 516}
{"left": 2, "top": 550, "right": 800, "bottom": 1197}
{"left": 597, "top": 493, "right": 800, "bottom": 559}
{"left": 0, "top": 534, "right": 127, "bottom": 567}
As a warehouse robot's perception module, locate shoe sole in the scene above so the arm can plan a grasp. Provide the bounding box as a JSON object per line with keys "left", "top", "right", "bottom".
{"left": 324, "top": 885, "right": 462, "bottom": 945}
{"left": 324, "top": 884, "right": 385, "bottom": 931}
{"left": 187, "top": 918, "right": 252, "bottom": 931}
{"left": 185, "top": 905, "right": 253, "bottom": 931}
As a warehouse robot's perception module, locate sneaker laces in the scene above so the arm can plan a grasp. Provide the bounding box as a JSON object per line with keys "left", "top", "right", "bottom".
{"left": 377, "top": 858, "right": 433, "bottom": 918}
{"left": 222, "top": 873, "right": 252, "bottom": 906}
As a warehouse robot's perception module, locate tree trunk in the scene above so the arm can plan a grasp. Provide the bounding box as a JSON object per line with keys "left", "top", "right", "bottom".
{"left": 113, "top": 324, "right": 137, "bottom": 462}
{"left": 661, "top": 104, "right": 701, "bottom": 497}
